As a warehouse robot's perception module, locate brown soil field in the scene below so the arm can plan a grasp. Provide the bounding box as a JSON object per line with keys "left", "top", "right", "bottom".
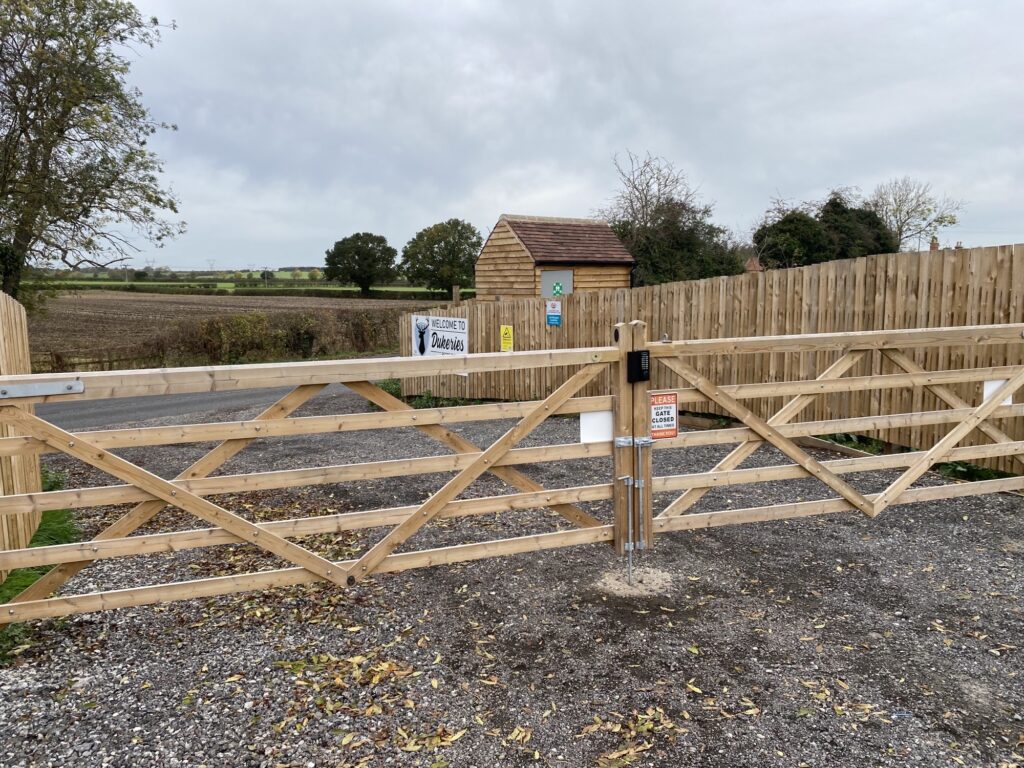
{"left": 27, "top": 291, "right": 436, "bottom": 355}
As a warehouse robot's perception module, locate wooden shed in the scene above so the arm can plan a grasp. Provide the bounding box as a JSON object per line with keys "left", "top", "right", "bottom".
{"left": 474, "top": 215, "right": 635, "bottom": 300}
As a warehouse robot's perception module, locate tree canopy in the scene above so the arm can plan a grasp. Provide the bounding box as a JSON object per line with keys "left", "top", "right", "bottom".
{"left": 0, "top": 0, "right": 184, "bottom": 306}
{"left": 324, "top": 233, "right": 397, "bottom": 296}
{"left": 400, "top": 218, "right": 482, "bottom": 292}
{"left": 754, "top": 192, "right": 897, "bottom": 269}
{"left": 602, "top": 151, "right": 744, "bottom": 284}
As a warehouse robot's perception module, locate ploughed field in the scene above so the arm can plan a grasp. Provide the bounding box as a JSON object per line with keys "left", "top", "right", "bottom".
{"left": 0, "top": 386, "right": 1021, "bottom": 767}
{"left": 27, "top": 290, "right": 432, "bottom": 355}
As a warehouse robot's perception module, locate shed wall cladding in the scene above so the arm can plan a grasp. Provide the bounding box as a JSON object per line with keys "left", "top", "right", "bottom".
{"left": 474, "top": 221, "right": 536, "bottom": 298}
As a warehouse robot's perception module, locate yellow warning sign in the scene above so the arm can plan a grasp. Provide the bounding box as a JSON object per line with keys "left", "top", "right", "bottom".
{"left": 500, "top": 324, "right": 514, "bottom": 352}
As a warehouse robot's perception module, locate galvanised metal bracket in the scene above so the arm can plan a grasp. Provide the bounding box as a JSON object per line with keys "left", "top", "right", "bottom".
{"left": 0, "top": 381, "right": 84, "bottom": 399}
{"left": 633, "top": 437, "right": 653, "bottom": 550}
{"left": 614, "top": 436, "right": 634, "bottom": 448}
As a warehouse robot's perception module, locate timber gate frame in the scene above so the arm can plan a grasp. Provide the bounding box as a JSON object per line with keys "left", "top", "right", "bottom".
{"left": 1, "top": 321, "right": 1024, "bottom": 623}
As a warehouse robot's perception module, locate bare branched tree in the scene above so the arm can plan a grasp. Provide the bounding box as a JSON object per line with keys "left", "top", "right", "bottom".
{"left": 867, "top": 177, "right": 963, "bottom": 251}
{"left": 597, "top": 150, "right": 699, "bottom": 229}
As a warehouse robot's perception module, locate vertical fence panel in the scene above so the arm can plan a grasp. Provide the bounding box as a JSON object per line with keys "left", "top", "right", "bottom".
{"left": 0, "top": 292, "right": 42, "bottom": 584}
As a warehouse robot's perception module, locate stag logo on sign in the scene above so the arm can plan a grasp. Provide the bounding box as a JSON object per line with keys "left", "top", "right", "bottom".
{"left": 410, "top": 315, "right": 469, "bottom": 357}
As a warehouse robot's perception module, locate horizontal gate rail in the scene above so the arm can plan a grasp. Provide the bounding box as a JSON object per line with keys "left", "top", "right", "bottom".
{"left": 5, "top": 525, "right": 616, "bottom": 624}
{"left": 0, "top": 347, "right": 619, "bottom": 405}
{"left": 653, "top": 364, "right": 1024, "bottom": 406}
{"left": 647, "top": 323, "right": 1024, "bottom": 356}
{"left": 0, "top": 395, "right": 615, "bottom": 458}
{"left": 0, "top": 483, "right": 617, "bottom": 572}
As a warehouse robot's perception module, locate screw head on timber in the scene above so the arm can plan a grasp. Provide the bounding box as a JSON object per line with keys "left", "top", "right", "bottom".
{"left": 66, "top": 384, "right": 74, "bottom": 391}
{"left": 68, "top": 441, "right": 75, "bottom": 447}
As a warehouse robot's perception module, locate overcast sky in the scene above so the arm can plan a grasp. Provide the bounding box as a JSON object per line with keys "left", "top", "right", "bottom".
{"left": 130, "top": 0, "right": 1024, "bottom": 270}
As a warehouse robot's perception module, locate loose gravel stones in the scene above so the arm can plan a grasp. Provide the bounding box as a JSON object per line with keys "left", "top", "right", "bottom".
{"left": 1, "top": 386, "right": 1022, "bottom": 767}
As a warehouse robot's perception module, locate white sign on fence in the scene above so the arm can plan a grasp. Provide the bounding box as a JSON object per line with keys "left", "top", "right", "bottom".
{"left": 411, "top": 315, "right": 469, "bottom": 357}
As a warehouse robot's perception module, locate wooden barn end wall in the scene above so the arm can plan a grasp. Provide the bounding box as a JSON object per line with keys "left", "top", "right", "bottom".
{"left": 401, "top": 244, "right": 1024, "bottom": 473}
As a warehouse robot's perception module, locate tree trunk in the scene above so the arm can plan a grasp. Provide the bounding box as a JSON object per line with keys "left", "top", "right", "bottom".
{"left": 0, "top": 243, "right": 22, "bottom": 299}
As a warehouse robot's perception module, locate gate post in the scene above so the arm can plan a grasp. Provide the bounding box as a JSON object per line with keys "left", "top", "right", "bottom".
{"left": 611, "top": 323, "right": 633, "bottom": 556}
{"left": 629, "top": 321, "right": 653, "bottom": 551}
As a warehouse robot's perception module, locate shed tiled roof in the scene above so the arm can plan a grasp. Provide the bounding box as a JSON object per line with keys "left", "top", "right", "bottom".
{"left": 501, "top": 215, "right": 635, "bottom": 266}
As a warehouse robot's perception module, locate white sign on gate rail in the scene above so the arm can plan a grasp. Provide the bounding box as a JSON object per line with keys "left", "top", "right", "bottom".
{"left": 411, "top": 315, "right": 469, "bottom": 357}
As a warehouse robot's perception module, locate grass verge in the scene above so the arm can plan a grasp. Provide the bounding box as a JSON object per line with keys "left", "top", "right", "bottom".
{"left": 0, "top": 469, "right": 77, "bottom": 664}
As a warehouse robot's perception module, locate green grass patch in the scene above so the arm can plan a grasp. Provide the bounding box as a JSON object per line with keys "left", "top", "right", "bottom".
{"left": 1, "top": 469, "right": 76, "bottom": 663}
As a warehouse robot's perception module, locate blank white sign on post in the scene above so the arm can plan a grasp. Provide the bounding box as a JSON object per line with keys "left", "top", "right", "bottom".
{"left": 580, "top": 410, "right": 614, "bottom": 444}
{"left": 983, "top": 379, "right": 1013, "bottom": 406}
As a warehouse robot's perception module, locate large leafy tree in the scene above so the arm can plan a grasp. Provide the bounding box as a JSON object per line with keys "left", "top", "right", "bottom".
{"left": 752, "top": 210, "right": 832, "bottom": 269}
{"left": 400, "top": 218, "right": 481, "bottom": 292}
{"left": 601, "top": 151, "right": 743, "bottom": 284}
{"left": 754, "top": 191, "right": 897, "bottom": 269}
{"left": 324, "top": 232, "right": 397, "bottom": 296}
{"left": 0, "top": 0, "right": 184, "bottom": 307}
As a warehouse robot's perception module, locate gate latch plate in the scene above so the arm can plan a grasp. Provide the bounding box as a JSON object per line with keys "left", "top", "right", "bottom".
{"left": 0, "top": 381, "right": 84, "bottom": 399}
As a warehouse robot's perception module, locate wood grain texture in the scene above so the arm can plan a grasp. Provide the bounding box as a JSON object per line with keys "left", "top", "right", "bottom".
{"left": 402, "top": 244, "right": 1024, "bottom": 472}
{"left": 0, "top": 292, "right": 40, "bottom": 585}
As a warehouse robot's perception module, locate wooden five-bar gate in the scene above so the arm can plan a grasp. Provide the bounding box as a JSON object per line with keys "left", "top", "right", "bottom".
{"left": 1, "top": 322, "right": 1023, "bottom": 624}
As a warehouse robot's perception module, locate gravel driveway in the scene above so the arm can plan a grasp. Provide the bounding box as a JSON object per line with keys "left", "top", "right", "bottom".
{"left": 1, "top": 385, "right": 1022, "bottom": 767}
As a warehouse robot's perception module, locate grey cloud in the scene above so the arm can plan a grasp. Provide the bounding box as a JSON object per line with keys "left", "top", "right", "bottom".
{"left": 131, "top": 0, "right": 1024, "bottom": 268}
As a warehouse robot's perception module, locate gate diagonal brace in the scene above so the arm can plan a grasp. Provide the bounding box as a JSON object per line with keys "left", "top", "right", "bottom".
{"left": 659, "top": 356, "right": 876, "bottom": 518}
{"left": 882, "top": 348, "right": 1024, "bottom": 471}
{"left": 659, "top": 351, "right": 866, "bottom": 518}
{"left": 12, "top": 383, "right": 326, "bottom": 603}
{"left": 345, "top": 363, "right": 608, "bottom": 585}
{"left": 0, "top": 385, "right": 351, "bottom": 593}
{"left": 345, "top": 381, "right": 601, "bottom": 529}
{"left": 870, "top": 366, "right": 1024, "bottom": 517}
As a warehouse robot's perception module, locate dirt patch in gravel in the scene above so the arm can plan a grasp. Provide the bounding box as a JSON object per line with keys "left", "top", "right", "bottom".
{"left": 1, "top": 386, "right": 1022, "bottom": 768}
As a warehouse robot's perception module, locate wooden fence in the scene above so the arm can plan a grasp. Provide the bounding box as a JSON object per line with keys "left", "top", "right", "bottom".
{"left": 2, "top": 321, "right": 1023, "bottom": 622}
{"left": 0, "top": 293, "right": 41, "bottom": 584}
{"left": 400, "top": 243, "right": 1024, "bottom": 472}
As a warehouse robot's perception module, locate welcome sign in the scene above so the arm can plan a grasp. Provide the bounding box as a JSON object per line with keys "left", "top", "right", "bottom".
{"left": 410, "top": 315, "right": 469, "bottom": 357}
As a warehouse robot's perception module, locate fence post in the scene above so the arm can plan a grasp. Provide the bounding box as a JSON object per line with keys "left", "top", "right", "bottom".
{"left": 0, "top": 293, "right": 42, "bottom": 585}
{"left": 630, "top": 321, "right": 653, "bottom": 550}
{"left": 611, "top": 322, "right": 633, "bottom": 555}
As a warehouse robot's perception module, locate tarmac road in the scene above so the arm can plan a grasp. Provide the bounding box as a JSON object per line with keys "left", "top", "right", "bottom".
{"left": 35, "top": 386, "right": 303, "bottom": 430}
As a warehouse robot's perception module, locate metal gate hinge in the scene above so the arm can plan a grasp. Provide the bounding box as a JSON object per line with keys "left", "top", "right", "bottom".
{"left": 634, "top": 437, "right": 654, "bottom": 447}
{"left": 0, "top": 381, "right": 84, "bottom": 399}
{"left": 614, "top": 436, "right": 634, "bottom": 448}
